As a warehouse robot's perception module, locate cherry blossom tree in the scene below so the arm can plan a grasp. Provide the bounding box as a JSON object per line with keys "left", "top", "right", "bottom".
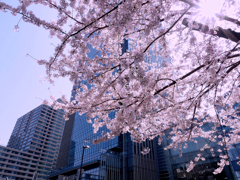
{"left": 1, "top": 0, "right": 240, "bottom": 173}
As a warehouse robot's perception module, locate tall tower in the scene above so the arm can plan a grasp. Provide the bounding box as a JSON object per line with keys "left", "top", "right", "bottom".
{"left": 7, "top": 104, "right": 65, "bottom": 178}
{"left": 48, "top": 40, "right": 158, "bottom": 180}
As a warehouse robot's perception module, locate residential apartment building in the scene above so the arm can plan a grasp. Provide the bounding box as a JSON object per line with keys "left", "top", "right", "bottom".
{"left": 0, "top": 103, "right": 65, "bottom": 179}
{"left": 0, "top": 145, "right": 48, "bottom": 179}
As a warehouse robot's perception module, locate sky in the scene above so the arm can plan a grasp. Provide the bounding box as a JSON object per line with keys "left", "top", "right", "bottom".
{"left": 0, "top": 1, "right": 73, "bottom": 146}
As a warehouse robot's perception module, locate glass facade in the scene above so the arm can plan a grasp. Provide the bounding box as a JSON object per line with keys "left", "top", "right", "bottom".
{"left": 49, "top": 39, "right": 159, "bottom": 180}
{"left": 49, "top": 109, "right": 157, "bottom": 180}
{"left": 49, "top": 112, "right": 123, "bottom": 179}
{"left": 229, "top": 143, "right": 240, "bottom": 180}
{"left": 67, "top": 112, "right": 120, "bottom": 178}
{"left": 50, "top": 38, "right": 236, "bottom": 180}
{"left": 154, "top": 135, "right": 235, "bottom": 180}
{"left": 49, "top": 111, "right": 158, "bottom": 180}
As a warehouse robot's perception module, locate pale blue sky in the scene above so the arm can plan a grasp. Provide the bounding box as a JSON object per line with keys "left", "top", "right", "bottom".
{"left": 0, "top": 1, "right": 72, "bottom": 145}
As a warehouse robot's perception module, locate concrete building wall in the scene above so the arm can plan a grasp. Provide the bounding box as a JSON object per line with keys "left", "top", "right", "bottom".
{"left": 1, "top": 103, "right": 65, "bottom": 179}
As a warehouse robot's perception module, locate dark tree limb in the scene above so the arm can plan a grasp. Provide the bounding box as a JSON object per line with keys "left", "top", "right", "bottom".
{"left": 48, "top": 1, "right": 124, "bottom": 72}
{"left": 182, "top": 18, "right": 240, "bottom": 43}
{"left": 144, "top": 6, "right": 191, "bottom": 53}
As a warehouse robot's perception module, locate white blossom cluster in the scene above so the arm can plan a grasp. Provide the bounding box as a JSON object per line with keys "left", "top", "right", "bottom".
{"left": 1, "top": 0, "right": 240, "bottom": 174}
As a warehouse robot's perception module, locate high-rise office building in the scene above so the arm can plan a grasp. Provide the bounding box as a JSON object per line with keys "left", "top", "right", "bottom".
{"left": 49, "top": 39, "right": 236, "bottom": 180}
{"left": 154, "top": 136, "right": 235, "bottom": 180}
{"left": 48, "top": 112, "right": 157, "bottom": 180}
{"left": 49, "top": 117, "right": 235, "bottom": 180}
{"left": 0, "top": 103, "right": 65, "bottom": 179}
{"left": 229, "top": 143, "right": 240, "bottom": 180}
{"left": 48, "top": 40, "right": 158, "bottom": 180}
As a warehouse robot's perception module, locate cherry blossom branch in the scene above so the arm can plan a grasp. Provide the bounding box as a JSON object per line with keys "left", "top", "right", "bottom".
{"left": 0, "top": 2, "right": 67, "bottom": 35}
{"left": 92, "top": 98, "right": 123, "bottom": 107}
{"left": 222, "top": 74, "right": 240, "bottom": 105}
{"left": 48, "top": 1, "right": 124, "bottom": 72}
{"left": 215, "top": 14, "right": 240, "bottom": 26}
{"left": 187, "top": 106, "right": 196, "bottom": 142}
{"left": 182, "top": 18, "right": 240, "bottom": 43}
{"left": 188, "top": 84, "right": 210, "bottom": 109}
{"left": 214, "top": 101, "right": 230, "bottom": 161}
{"left": 87, "top": 64, "right": 121, "bottom": 82}
{"left": 155, "top": 97, "right": 194, "bottom": 114}
{"left": 197, "top": 60, "right": 240, "bottom": 101}
{"left": 226, "top": 60, "right": 240, "bottom": 73}
{"left": 45, "top": 0, "right": 85, "bottom": 25}
{"left": 154, "top": 51, "right": 240, "bottom": 97}
{"left": 124, "top": 29, "right": 145, "bottom": 37}
{"left": 143, "top": 6, "right": 191, "bottom": 53}
{"left": 154, "top": 64, "right": 205, "bottom": 96}
{"left": 87, "top": 25, "right": 109, "bottom": 38}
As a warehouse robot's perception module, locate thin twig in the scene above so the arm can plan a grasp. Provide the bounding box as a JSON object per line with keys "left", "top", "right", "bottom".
{"left": 144, "top": 6, "right": 191, "bottom": 53}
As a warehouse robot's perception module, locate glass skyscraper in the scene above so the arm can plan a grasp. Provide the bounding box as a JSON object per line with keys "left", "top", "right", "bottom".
{"left": 48, "top": 39, "right": 237, "bottom": 180}
{"left": 48, "top": 39, "right": 159, "bottom": 180}
{"left": 49, "top": 113, "right": 237, "bottom": 180}
{"left": 48, "top": 111, "right": 158, "bottom": 180}
{"left": 49, "top": 112, "right": 121, "bottom": 179}
{"left": 154, "top": 136, "right": 235, "bottom": 180}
